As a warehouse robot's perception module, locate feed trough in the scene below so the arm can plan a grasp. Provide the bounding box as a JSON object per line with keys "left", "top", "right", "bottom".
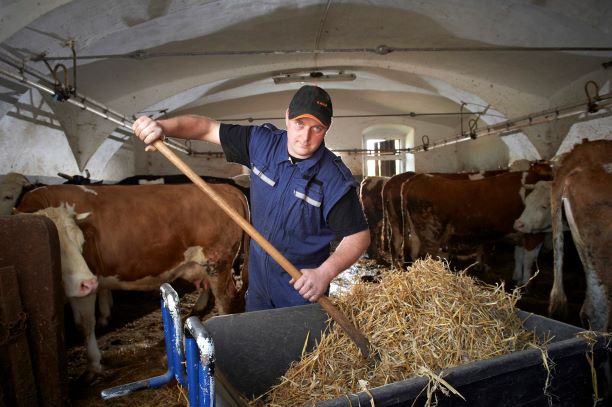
{"left": 202, "top": 304, "right": 611, "bottom": 406}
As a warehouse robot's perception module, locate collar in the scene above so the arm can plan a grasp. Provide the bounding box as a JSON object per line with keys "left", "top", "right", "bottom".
{"left": 275, "top": 132, "right": 326, "bottom": 177}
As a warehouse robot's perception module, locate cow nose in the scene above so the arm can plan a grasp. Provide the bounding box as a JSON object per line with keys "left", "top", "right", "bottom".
{"left": 81, "top": 277, "right": 99, "bottom": 295}
{"left": 514, "top": 219, "right": 524, "bottom": 232}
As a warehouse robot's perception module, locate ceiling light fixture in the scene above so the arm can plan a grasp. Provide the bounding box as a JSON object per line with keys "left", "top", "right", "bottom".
{"left": 272, "top": 71, "right": 356, "bottom": 84}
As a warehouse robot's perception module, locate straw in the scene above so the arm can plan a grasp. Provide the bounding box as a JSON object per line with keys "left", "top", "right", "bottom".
{"left": 253, "top": 257, "right": 546, "bottom": 406}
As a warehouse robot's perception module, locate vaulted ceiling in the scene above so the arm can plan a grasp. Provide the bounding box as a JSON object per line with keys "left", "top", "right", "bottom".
{"left": 1, "top": 0, "right": 611, "bottom": 180}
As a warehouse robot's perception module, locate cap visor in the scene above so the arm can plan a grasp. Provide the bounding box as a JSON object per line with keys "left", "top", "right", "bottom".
{"left": 290, "top": 113, "right": 326, "bottom": 127}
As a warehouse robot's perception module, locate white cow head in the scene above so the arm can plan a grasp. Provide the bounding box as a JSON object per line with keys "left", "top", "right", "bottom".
{"left": 0, "top": 172, "right": 30, "bottom": 216}
{"left": 33, "top": 204, "right": 98, "bottom": 298}
{"left": 514, "top": 181, "right": 553, "bottom": 233}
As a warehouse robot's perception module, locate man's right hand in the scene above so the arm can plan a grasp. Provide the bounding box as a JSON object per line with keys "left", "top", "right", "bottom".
{"left": 132, "top": 116, "right": 165, "bottom": 152}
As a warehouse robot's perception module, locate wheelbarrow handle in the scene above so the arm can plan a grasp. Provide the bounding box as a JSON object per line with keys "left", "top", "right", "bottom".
{"left": 153, "top": 140, "right": 374, "bottom": 360}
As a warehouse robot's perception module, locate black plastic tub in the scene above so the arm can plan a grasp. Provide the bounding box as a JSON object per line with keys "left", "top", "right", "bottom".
{"left": 202, "top": 304, "right": 611, "bottom": 406}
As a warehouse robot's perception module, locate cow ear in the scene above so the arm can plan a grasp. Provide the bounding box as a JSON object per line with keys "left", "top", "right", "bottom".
{"left": 76, "top": 211, "right": 91, "bottom": 221}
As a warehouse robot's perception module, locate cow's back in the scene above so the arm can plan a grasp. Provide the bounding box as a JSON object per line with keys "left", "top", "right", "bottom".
{"left": 406, "top": 172, "right": 526, "bottom": 233}
{"left": 553, "top": 140, "right": 612, "bottom": 190}
{"left": 403, "top": 172, "right": 528, "bottom": 256}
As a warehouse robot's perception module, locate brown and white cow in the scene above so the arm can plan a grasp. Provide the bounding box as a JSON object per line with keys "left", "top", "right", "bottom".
{"left": 517, "top": 140, "right": 611, "bottom": 331}
{"left": 513, "top": 180, "right": 553, "bottom": 285}
{"left": 514, "top": 180, "right": 553, "bottom": 234}
{"left": 382, "top": 169, "right": 508, "bottom": 268}
{"left": 359, "top": 176, "right": 389, "bottom": 262}
{"left": 17, "top": 183, "right": 250, "bottom": 377}
{"left": 24, "top": 204, "right": 101, "bottom": 377}
{"left": 402, "top": 167, "right": 551, "bottom": 277}
{"left": 382, "top": 172, "right": 417, "bottom": 267}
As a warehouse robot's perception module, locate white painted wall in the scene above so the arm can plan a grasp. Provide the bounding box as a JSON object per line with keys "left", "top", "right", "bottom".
{"left": 0, "top": 89, "right": 82, "bottom": 177}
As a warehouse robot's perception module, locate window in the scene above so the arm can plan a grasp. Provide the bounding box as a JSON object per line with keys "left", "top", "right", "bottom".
{"left": 363, "top": 125, "right": 414, "bottom": 177}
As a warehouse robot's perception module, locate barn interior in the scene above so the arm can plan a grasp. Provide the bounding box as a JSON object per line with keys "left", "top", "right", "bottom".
{"left": 2, "top": 1, "right": 611, "bottom": 181}
{"left": 1, "top": 1, "right": 611, "bottom": 406}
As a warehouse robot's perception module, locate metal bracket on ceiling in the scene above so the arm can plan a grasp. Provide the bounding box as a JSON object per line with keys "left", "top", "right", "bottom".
{"left": 39, "top": 40, "right": 78, "bottom": 102}
{"left": 584, "top": 80, "right": 600, "bottom": 113}
{"left": 460, "top": 102, "right": 467, "bottom": 138}
{"left": 127, "top": 50, "right": 149, "bottom": 60}
{"left": 468, "top": 119, "right": 478, "bottom": 139}
{"left": 375, "top": 45, "right": 394, "bottom": 55}
{"left": 421, "top": 135, "right": 430, "bottom": 151}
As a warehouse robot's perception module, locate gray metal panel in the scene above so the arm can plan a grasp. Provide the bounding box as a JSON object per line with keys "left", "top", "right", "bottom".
{"left": 203, "top": 303, "right": 329, "bottom": 399}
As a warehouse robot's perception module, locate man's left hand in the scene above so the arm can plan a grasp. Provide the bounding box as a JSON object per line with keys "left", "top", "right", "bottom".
{"left": 290, "top": 268, "right": 331, "bottom": 302}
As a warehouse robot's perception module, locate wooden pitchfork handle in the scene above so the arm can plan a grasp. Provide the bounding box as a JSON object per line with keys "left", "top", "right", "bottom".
{"left": 152, "top": 140, "right": 375, "bottom": 360}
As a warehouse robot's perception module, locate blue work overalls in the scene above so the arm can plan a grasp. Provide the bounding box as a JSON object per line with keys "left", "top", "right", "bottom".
{"left": 246, "top": 124, "right": 356, "bottom": 311}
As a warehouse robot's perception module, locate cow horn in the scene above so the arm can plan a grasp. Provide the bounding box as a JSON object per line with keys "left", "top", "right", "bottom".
{"left": 76, "top": 211, "right": 91, "bottom": 221}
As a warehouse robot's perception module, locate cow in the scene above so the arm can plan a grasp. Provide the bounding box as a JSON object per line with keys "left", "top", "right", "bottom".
{"left": 359, "top": 176, "right": 389, "bottom": 262}
{"left": 16, "top": 183, "right": 250, "bottom": 378}
{"left": 382, "top": 169, "right": 508, "bottom": 268}
{"left": 382, "top": 172, "right": 417, "bottom": 267}
{"left": 402, "top": 166, "right": 551, "bottom": 279}
{"left": 514, "top": 181, "right": 553, "bottom": 234}
{"left": 21, "top": 204, "right": 101, "bottom": 379}
{"left": 0, "top": 172, "right": 31, "bottom": 215}
{"left": 513, "top": 180, "right": 553, "bottom": 285}
{"left": 515, "top": 140, "right": 611, "bottom": 331}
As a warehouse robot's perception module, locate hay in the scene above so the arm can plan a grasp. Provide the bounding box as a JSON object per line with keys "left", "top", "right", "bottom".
{"left": 253, "top": 257, "right": 546, "bottom": 406}
{"left": 579, "top": 330, "right": 612, "bottom": 405}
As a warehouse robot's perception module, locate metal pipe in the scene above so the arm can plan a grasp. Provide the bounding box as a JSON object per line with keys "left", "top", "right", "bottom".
{"left": 411, "top": 94, "right": 612, "bottom": 153}
{"left": 100, "top": 283, "right": 185, "bottom": 399}
{"left": 185, "top": 331, "right": 201, "bottom": 407}
{"left": 185, "top": 316, "right": 216, "bottom": 407}
{"left": 216, "top": 110, "right": 496, "bottom": 122}
{"left": 0, "top": 64, "right": 193, "bottom": 155}
{"left": 0, "top": 53, "right": 130, "bottom": 125}
{"left": 162, "top": 284, "right": 188, "bottom": 386}
{"left": 31, "top": 45, "right": 612, "bottom": 61}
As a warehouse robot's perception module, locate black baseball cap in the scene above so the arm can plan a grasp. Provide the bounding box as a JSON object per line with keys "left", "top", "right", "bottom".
{"left": 288, "top": 85, "right": 333, "bottom": 127}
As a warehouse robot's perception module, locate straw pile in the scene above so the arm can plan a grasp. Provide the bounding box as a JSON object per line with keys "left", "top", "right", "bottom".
{"left": 252, "top": 257, "right": 547, "bottom": 406}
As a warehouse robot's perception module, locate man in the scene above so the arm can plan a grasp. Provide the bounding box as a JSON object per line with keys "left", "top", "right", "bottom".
{"left": 133, "top": 85, "right": 370, "bottom": 311}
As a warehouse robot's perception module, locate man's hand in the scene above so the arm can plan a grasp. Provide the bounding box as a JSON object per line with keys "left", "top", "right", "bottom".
{"left": 132, "top": 116, "right": 165, "bottom": 152}
{"left": 291, "top": 229, "right": 370, "bottom": 302}
{"left": 291, "top": 266, "right": 334, "bottom": 302}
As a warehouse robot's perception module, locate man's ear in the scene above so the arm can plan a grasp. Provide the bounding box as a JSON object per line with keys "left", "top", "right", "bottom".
{"left": 285, "top": 109, "right": 290, "bottom": 127}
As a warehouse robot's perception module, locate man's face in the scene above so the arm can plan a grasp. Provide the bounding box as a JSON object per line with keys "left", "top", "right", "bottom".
{"left": 285, "top": 110, "right": 328, "bottom": 159}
